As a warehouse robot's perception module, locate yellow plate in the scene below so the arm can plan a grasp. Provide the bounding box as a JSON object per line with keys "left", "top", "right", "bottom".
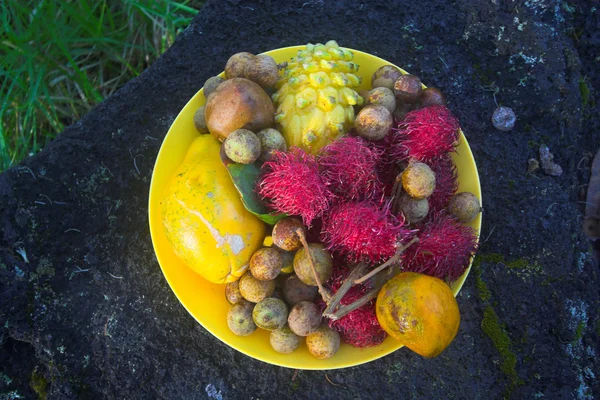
{"left": 148, "top": 46, "right": 482, "bottom": 370}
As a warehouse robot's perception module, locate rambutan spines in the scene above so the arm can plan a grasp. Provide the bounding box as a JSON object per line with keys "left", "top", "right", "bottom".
{"left": 257, "top": 147, "right": 333, "bottom": 227}
{"left": 367, "top": 133, "right": 403, "bottom": 197}
{"left": 320, "top": 267, "right": 387, "bottom": 348}
{"left": 427, "top": 155, "right": 459, "bottom": 215}
{"left": 402, "top": 213, "right": 478, "bottom": 282}
{"left": 319, "top": 135, "right": 383, "bottom": 201}
{"left": 320, "top": 200, "right": 413, "bottom": 264}
{"left": 392, "top": 105, "right": 460, "bottom": 163}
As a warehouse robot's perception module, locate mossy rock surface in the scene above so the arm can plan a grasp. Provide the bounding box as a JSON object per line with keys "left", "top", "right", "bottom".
{"left": 1, "top": 0, "right": 599, "bottom": 398}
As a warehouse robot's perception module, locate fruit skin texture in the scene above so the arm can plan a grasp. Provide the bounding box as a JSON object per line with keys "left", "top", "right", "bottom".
{"left": 402, "top": 162, "right": 436, "bottom": 199}
{"left": 376, "top": 272, "right": 460, "bottom": 358}
{"left": 287, "top": 301, "right": 322, "bottom": 336}
{"left": 257, "top": 128, "right": 287, "bottom": 162}
{"left": 227, "top": 300, "right": 257, "bottom": 336}
{"left": 293, "top": 243, "right": 333, "bottom": 286}
{"left": 355, "top": 104, "right": 393, "bottom": 141}
{"left": 319, "top": 135, "right": 383, "bottom": 201}
{"left": 252, "top": 298, "right": 288, "bottom": 331}
{"left": 205, "top": 78, "right": 274, "bottom": 142}
{"left": 272, "top": 41, "right": 362, "bottom": 154}
{"left": 321, "top": 201, "right": 413, "bottom": 264}
{"left": 427, "top": 155, "right": 458, "bottom": 215}
{"left": 244, "top": 54, "right": 280, "bottom": 88}
{"left": 403, "top": 213, "right": 478, "bottom": 281}
{"left": 393, "top": 105, "right": 459, "bottom": 162}
{"left": 249, "top": 247, "right": 282, "bottom": 281}
{"left": 272, "top": 217, "right": 304, "bottom": 251}
{"left": 239, "top": 271, "right": 275, "bottom": 303}
{"left": 161, "top": 135, "right": 265, "bottom": 284}
{"left": 283, "top": 274, "right": 318, "bottom": 305}
{"left": 224, "top": 128, "right": 261, "bottom": 164}
{"left": 225, "top": 52, "right": 255, "bottom": 79}
{"left": 448, "top": 192, "right": 481, "bottom": 223}
{"left": 270, "top": 326, "right": 300, "bottom": 353}
{"left": 306, "top": 324, "right": 341, "bottom": 359}
{"left": 258, "top": 147, "right": 332, "bottom": 227}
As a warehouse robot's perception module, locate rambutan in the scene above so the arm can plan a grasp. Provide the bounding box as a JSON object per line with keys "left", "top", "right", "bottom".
{"left": 318, "top": 267, "right": 387, "bottom": 348}
{"left": 319, "top": 135, "right": 383, "bottom": 201}
{"left": 427, "top": 155, "right": 459, "bottom": 215}
{"left": 402, "top": 213, "right": 478, "bottom": 282}
{"left": 257, "top": 147, "right": 333, "bottom": 227}
{"left": 320, "top": 200, "right": 414, "bottom": 264}
{"left": 367, "top": 133, "right": 403, "bottom": 197}
{"left": 391, "top": 105, "right": 460, "bottom": 162}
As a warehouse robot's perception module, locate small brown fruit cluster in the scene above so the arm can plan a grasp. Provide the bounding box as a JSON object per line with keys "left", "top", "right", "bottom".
{"left": 226, "top": 217, "right": 340, "bottom": 359}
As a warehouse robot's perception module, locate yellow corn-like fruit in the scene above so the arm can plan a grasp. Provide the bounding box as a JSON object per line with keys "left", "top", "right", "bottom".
{"left": 273, "top": 41, "right": 362, "bottom": 154}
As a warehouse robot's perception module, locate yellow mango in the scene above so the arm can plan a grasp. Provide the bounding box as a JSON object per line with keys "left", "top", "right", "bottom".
{"left": 161, "top": 135, "right": 266, "bottom": 284}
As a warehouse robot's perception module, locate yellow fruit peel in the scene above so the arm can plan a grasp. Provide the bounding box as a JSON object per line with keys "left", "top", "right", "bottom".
{"left": 161, "top": 135, "right": 266, "bottom": 284}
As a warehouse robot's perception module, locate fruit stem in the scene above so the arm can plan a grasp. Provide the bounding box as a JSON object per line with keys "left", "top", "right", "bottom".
{"left": 354, "top": 236, "right": 419, "bottom": 285}
{"left": 295, "top": 228, "right": 331, "bottom": 302}
{"left": 322, "top": 262, "right": 368, "bottom": 315}
{"left": 322, "top": 237, "right": 419, "bottom": 320}
{"left": 390, "top": 173, "right": 403, "bottom": 214}
{"left": 326, "top": 288, "right": 379, "bottom": 321}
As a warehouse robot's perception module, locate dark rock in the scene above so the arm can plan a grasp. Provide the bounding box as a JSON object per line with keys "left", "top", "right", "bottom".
{"left": 1, "top": 0, "right": 599, "bottom": 398}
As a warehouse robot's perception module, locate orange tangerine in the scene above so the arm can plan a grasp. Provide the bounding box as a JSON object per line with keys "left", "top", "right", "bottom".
{"left": 375, "top": 272, "right": 460, "bottom": 358}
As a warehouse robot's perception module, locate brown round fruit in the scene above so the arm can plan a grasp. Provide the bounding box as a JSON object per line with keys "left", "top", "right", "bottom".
{"left": 244, "top": 54, "right": 280, "bottom": 88}
{"left": 204, "top": 76, "right": 225, "bottom": 98}
{"left": 204, "top": 78, "right": 275, "bottom": 142}
{"left": 398, "top": 193, "right": 429, "bottom": 224}
{"left": 306, "top": 324, "right": 341, "bottom": 359}
{"left": 283, "top": 274, "right": 318, "bottom": 306}
{"left": 257, "top": 128, "right": 287, "bottom": 161}
{"left": 371, "top": 65, "right": 402, "bottom": 90}
{"left": 270, "top": 326, "right": 300, "bottom": 353}
{"left": 355, "top": 104, "right": 393, "bottom": 141}
{"left": 368, "top": 87, "right": 396, "bottom": 113}
{"left": 278, "top": 249, "right": 295, "bottom": 274}
{"left": 420, "top": 87, "right": 446, "bottom": 107}
{"left": 272, "top": 217, "right": 305, "bottom": 251}
{"left": 392, "top": 102, "right": 412, "bottom": 121}
{"left": 225, "top": 280, "right": 243, "bottom": 304}
{"left": 238, "top": 271, "right": 275, "bottom": 303}
{"left": 252, "top": 297, "right": 288, "bottom": 331}
{"left": 225, "top": 52, "right": 255, "bottom": 79}
{"left": 249, "top": 247, "right": 282, "bottom": 281}
{"left": 193, "top": 106, "right": 208, "bottom": 134}
{"left": 227, "top": 300, "right": 257, "bottom": 336}
{"left": 448, "top": 192, "right": 481, "bottom": 223}
{"left": 293, "top": 244, "right": 333, "bottom": 287}
{"left": 224, "top": 128, "right": 261, "bottom": 164}
{"left": 394, "top": 74, "right": 423, "bottom": 103}
{"left": 287, "top": 301, "right": 322, "bottom": 336}
{"left": 402, "top": 162, "right": 436, "bottom": 199}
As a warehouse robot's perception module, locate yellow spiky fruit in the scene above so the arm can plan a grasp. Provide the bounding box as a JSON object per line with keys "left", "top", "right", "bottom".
{"left": 272, "top": 41, "right": 363, "bottom": 154}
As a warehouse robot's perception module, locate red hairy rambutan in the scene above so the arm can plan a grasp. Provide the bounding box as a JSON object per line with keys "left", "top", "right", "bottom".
{"left": 427, "top": 155, "right": 459, "bottom": 215}
{"left": 318, "top": 267, "right": 387, "bottom": 348}
{"left": 320, "top": 201, "right": 414, "bottom": 264}
{"left": 257, "top": 147, "right": 333, "bottom": 227}
{"left": 367, "top": 133, "right": 402, "bottom": 197}
{"left": 402, "top": 213, "right": 478, "bottom": 282}
{"left": 391, "top": 105, "right": 460, "bottom": 162}
{"left": 320, "top": 135, "right": 383, "bottom": 201}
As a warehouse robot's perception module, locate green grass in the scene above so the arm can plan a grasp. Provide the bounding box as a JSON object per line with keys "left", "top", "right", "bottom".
{"left": 0, "top": 0, "right": 202, "bottom": 172}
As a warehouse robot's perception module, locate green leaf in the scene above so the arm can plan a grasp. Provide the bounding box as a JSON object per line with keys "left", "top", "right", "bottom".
{"left": 220, "top": 145, "right": 287, "bottom": 225}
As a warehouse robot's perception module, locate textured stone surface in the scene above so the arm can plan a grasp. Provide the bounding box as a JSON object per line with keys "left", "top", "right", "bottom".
{"left": 1, "top": 0, "right": 599, "bottom": 398}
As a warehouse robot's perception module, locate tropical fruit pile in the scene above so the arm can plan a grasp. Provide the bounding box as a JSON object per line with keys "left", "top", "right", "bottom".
{"left": 161, "top": 41, "right": 480, "bottom": 360}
